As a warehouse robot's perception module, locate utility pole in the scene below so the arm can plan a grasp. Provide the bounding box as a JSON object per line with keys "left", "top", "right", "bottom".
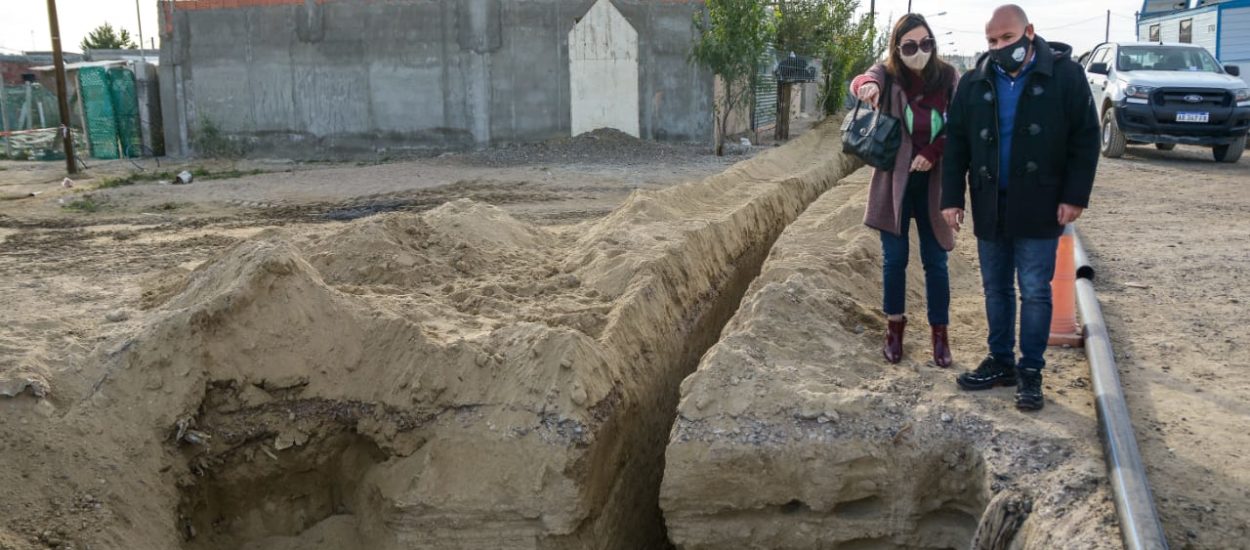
{"left": 1105, "top": 10, "right": 1111, "bottom": 42}
{"left": 870, "top": 0, "right": 875, "bottom": 25}
{"left": 908, "top": 0, "right": 912, "bottom": 13}
{"left": 136, "top": 0, "right": 147, "bottom": 64}
{"left": 45, "top": 0, "right": 77, "bottom": 174}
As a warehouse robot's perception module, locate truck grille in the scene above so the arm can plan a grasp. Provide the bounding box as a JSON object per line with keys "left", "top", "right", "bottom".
{"left": 1156, "top": 89, "right": 1231, "bottom": 107}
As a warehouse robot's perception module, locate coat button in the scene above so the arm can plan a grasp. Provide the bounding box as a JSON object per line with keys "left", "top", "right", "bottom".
{"left": 1031, "top": 84, "right": 1044, "bottom": 96}
{"left": 980, "top": 128, "right": 994, "bottom": 141}
{"left": 1028, "top": 123, "right": 1041, "bottom": 135}
{"left": 983, "top": 91, "right": 994, "bottom": 102}
{"left": 1026, "top": 161, "right": 1039, "bottom": 173}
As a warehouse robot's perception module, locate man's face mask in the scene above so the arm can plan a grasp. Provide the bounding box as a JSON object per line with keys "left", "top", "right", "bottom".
{"left": 992, "top": 33, "right": 1031, "bottom": 73}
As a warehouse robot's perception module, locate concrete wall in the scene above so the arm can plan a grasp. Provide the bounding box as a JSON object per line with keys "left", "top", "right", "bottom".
{"left": 159, "top": 0, "right": 713, "bottom": 157}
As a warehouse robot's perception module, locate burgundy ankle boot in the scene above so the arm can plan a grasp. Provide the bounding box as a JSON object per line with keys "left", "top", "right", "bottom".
{"left": 883, "top": 317, "right": 906, "bottom": 364}
{"left": 932, "top": 325, "right": 953, "bottom": 368}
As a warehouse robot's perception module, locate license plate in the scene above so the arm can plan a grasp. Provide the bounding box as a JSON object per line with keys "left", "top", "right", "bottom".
{"left": 1177, "top": 112, "right": 1209, "bottom": 123}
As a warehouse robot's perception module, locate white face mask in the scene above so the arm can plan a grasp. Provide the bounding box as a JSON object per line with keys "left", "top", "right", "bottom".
{"left": 902, "top": 50, "right": 931, "bottom": 71}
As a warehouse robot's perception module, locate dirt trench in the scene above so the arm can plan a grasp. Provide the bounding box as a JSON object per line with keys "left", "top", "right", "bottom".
{"left": 659, "top": 182, "right": 1120, "bottom": 549}
{"left": 12, "top": 120, "right": 863, "bottom": 550}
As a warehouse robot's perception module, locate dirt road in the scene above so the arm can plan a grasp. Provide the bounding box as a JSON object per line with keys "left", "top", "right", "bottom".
{"left": 1080, "top": 144, "right": 1250, "bottom": 549}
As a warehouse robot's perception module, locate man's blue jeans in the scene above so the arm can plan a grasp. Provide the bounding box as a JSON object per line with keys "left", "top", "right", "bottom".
{"left": 977, "top": 234, "right": 1059, "bottom": 369}
{"left": 880, "top": 171, "right": 950, "bottom": 326}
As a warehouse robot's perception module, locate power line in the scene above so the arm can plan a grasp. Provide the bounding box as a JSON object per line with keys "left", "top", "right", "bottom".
{"left": 1049, "top": 14, "right": 1110, "bottom": 31}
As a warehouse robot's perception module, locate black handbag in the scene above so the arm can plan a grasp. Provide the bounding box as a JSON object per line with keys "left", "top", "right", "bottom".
{"left": 841, "top": 72, "right": 902, "bottom": 171}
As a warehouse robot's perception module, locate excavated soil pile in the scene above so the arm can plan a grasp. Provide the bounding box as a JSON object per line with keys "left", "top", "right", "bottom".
{"left": 660, "top": 183, "right": 1120, "bottom": 549}
{"left": 0, "top": 122, "right": 860, "bottom": 549}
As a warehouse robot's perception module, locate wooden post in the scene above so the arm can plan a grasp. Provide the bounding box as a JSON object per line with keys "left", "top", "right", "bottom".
{"left": 0, "top": 87, "right": 10, "bottom": 157}
{"left": 19, "top": 83, "right": 32, "bottom": 130}
{"left": 46, "top": 0, "right": 78, "bottom": 173}
{"left": 776, "top": 81, "right": 792, "bottom": 141}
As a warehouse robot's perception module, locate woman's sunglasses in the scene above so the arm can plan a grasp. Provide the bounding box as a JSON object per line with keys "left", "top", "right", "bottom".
{"left": 899, "top": 38, "right": 936, "bottom": 56}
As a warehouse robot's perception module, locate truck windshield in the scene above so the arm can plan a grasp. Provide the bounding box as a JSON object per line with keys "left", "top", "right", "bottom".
{"left": 1117, "top": 46, "right": 1222, "bottom": 72}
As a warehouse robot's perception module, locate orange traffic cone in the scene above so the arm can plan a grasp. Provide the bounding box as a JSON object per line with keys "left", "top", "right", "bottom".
{"left": 1049, "top": 226, "right": 1082, "bottom": 347}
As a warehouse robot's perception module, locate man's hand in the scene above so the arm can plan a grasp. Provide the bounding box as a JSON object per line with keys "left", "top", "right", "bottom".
{"left": 910, "top": 155, "right": 933, "bottom": 172}
{"left": 942, "top": 208, "right": 965, "bottom": 232}
{"left": 1057, "top": 203, "right": 1085, "bottom": 226}
{"left": 856, "top": 83, "right": 880, "bottom": 108}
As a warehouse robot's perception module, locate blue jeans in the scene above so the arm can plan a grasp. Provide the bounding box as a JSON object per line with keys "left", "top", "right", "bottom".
{"left": 880, "top": 170, "right": 950, "bottom": 326}
{"left": 977, "top": 233, "right": 1059, "bottom": 369}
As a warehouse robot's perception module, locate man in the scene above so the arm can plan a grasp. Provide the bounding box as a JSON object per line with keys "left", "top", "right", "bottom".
{"left": 941, "top": 5, "right": 1099, "bottom": 411}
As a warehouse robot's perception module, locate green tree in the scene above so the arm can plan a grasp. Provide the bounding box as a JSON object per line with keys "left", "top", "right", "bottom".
{"left": 773, "top": 0, "right": 884, "bottom": 116}
{"left": 691, "top": 0, "right": 774, "bottom": 156}
{"left": 818, "top": 13, "right": 884, "bottom": 115}
{"left": 79, "top": 23, "right": 137, "bottom": 51}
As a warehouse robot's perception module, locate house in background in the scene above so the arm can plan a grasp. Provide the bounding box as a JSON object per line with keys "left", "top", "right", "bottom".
{"left": 1137, "top": 0, "right": 1250, "bottom": 84}
{"left": 1, "top": 51, "right": 86, "bottom": 86}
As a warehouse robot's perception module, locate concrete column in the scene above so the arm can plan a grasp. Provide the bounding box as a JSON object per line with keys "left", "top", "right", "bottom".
{"left": 458, "top": 0, "right": 501, "bottom": 147}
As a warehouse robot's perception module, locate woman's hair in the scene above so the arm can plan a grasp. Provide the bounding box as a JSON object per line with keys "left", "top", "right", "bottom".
{"left": 884, "top": 13, "right": 955, "bottom": 95}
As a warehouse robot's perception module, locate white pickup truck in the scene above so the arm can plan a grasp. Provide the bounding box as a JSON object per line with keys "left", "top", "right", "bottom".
{"left": 1080, "top": 42, "right": 1250, "bottom": 162}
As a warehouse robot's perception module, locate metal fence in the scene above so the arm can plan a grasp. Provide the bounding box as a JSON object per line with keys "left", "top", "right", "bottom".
{"left": 0, "top": 83, "right": 61, "bottom": 134}
{"left": 752, "top": 47, "right": 778, "bottom": 130}
{"left": 0, "top": 83, "right": 71, "bottom": 160}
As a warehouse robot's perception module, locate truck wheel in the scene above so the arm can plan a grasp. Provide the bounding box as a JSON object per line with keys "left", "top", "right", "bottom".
{"left": 1155, "top": 143, "right": 1176, "bottom": 151}
{"left": 1215, "top": 135, "right": 1245, "bottom": 163}
{"left": 1213, "top": 136, "right": 1246, "bottom": 163}
{"left": 1101, "top": 108, "right": 1127, "bottom": 158}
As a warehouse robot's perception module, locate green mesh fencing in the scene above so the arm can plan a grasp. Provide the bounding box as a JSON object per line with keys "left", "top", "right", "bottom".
{"left": 108, "top": 67, "right": 143, "bottom": 158}
{"left": 77, "top": 66, "right": 143, "bottom": 160}
{"left": 78, "top": 67, "right": 121, "bottom": 159}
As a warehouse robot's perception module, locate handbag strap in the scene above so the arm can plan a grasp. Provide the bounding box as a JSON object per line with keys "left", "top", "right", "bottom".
{"left": 879, "top": 69, "right": 894, "bottom": 114}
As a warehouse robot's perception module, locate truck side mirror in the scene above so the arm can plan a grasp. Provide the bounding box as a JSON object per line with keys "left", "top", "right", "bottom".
{"left": 1225, "top": 65, "right": 1241, "bottom": 77}
{"left": 1088, "top": 62, "right": 1110, "bottom": 75}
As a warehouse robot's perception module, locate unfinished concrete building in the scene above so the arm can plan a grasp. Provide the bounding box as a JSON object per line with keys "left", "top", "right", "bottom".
{"left": 157, "top": 0, "right": 713, "bottom": 157}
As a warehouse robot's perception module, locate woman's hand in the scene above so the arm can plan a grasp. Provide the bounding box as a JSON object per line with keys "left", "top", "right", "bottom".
{"left": 910, "top": 155, "right": 933, "bottom": 172}
{"left": 856, "top": 83, "right": 880, "bottom": 108}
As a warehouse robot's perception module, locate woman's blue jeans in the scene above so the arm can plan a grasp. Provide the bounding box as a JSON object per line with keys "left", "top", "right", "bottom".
{"left": 880, "top": 170, "right": 950, "bottom": 326}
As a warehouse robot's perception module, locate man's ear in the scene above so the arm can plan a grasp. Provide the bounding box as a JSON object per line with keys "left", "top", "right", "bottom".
{"left": 1025, "top": 24, "right": 1035, "bottom": 40}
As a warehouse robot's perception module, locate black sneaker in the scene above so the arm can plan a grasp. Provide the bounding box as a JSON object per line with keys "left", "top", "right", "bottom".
{"left": 956, "top": 355, "right": 1017, "bottom": 391}
{"left": 1015, "top": 367, "right": 1044, "bottom": 411}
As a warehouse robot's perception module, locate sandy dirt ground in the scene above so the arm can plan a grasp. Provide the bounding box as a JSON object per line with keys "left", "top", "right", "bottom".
{"left": 0, "top": 132, "right": 778, "bottom": 550}
{"left": 0, "top": 133, "right": 741, "bottom": 406}
{"left": 1078, "top": 144, "right": 1250, "bottom": 549}
{"left": 661, "top": 175, "right": 1116, "bottom": 549}
{"left": 0, "top": 128, "right": 1246, "bottom": 550}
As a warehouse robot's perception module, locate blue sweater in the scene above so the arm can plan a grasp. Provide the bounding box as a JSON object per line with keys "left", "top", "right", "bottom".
{"left": 993, "top": 55, "right": 1037, "bottom": 190}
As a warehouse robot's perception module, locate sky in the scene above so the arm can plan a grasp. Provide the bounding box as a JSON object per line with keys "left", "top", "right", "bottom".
{"left": 1, "top": 0, "right": 1145, "bottom": 58}
{"left": 858, "top": 0, "right": 1147, "bottom": 59}
{"left": 1, "top": 0, "right": 161, "bottom": 54}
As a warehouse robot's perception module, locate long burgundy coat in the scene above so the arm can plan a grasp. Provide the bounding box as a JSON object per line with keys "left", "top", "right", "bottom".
{"left": 850, "top": 63, "right": 958, "bottom": 252}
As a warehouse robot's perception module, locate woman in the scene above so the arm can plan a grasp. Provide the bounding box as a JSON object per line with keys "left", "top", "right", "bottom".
{"left": 849, "top": 13, "right": 959, "bottom": 367}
